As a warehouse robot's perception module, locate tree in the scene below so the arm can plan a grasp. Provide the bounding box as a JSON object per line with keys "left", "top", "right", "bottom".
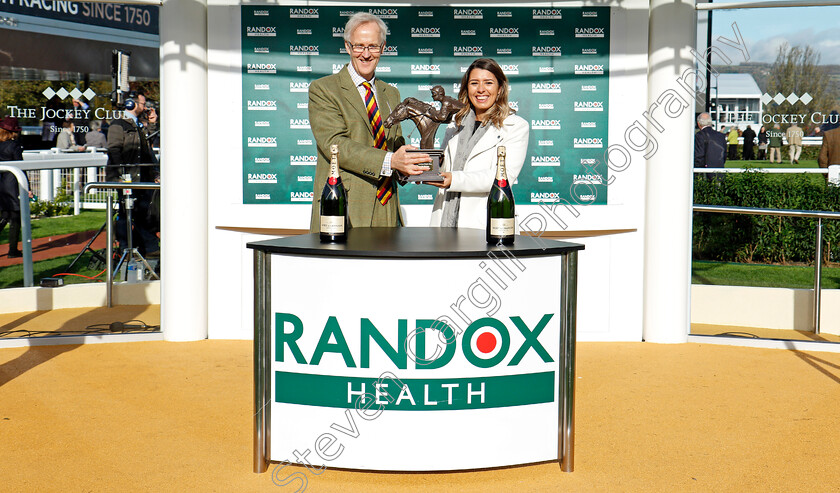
{"left": 765, "top": 43, "right": 839, "bottom": 133}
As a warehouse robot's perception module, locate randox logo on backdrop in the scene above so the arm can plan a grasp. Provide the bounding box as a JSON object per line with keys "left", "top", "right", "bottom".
{"left": 454, "top": 46, "right": 483, "bottom": 56}
{"left": 411, "top": 64, "right": 441, "bottom": 75}
{"left": 296, "top": 66, "right": 312, "bottom": 72}
{"left": 575, "top": 27, "right": 605, "bottom": 38}
{"left": 497, "top": 11, "right": 512, "bottom": 17}
{"left": 255, "top": 194, "right": 271, "bottom": 200}
{"left": 254, "top": 121, "right": 269, "bottom": 127}
{"left": 290, "top": 155, "right": 317, "bottom": 166}
{"left": 289, "top": 8, "right": 318, "bottom": 18}
{"left": 490, "top": 27, "right": 519, "bottom": 38}
{"left": 582, "top": 48, "right": 597, "bottom": 55}
{"left": 581, "top": 122, "right": 597, "bottom": 128}
{"left": 538, "top": 139, "right": 554, "bottom": 146}
{"left": 255, "top": 157, "right": 270, "bottom": 164}
{"left": 453, "top": 8, "right": 482, "bottom": 19}
{"left": 532, "top": 82, "right": 561, "bottom": 93}
{"left": 460, "top": 29, "right": 476, "bottom": 36}
{"left": 247, "top": 63, "right": 276, "bottom": 74}
{"left": 533, "top": 9, "right": 562, "bottom": 19}
{"left": 501, "top": 64, "right": 519, "bottom": 75}
{"left": 538, "top": 176, "right": 554, "bottom": 183}
{"left": 248, "top": 173, "right": 278, "bottom": 184}
{"left": 297, "top": 102, "right": 308, "bottom": 109}
{"left": 539, "top": 103, "right": 555, "bottom": 110}
{"left": 531, "top": 156, "right": 562, "bottom": 166}
{"left": 583, "top": 10, "right": 598, "bottom": 17}
{"left": 369, "top": 8, "right": 398, "bottom": 18}
{"left": 575, "top": 64, "right": 604, "bottom": 75}
{"left": 296, "top": 29, "right": 311, "bottom": 35}
{"left": 539, "top": 66, "right": 555, "bottom": 73}
{"left": 247, "top": 100, "right": 277, "bottom": 110}
{"left": 532, "top": 46, "right": 562, "bottom": 56}
{"left": 531, "top": 192, "right": 560, "bottom": 202}
{"left": 290, "top": 191, "right": 314, "bottom": 202}
{"left": 298, "top": 176, "right": 313, "bottom": 182}
{"left": 289, "top": 82, "right": 310, "bottom": 93}
{"left": 411, "top": 27, "right": 440, "bottom": 37}
{"left": 540, "top": 30, "right": 555, "bottom": 36}
{"left": 417, "top": 194, "right": 434, "bottom": 200}
{"left": 531, "top": 119, "right": 562, "bottom": 130}
{"left": 247, "top": 137, "right": 277, "bottom": 147}
{"left": 290, "top": 119, "right": 310, "bottom": 129}
{"left": 254, "top": 84, "right": 269, "bottom": 90}
{"left": 497, "top": 48, "right": 512, "bottom": 55}
{"left": 290, "top": 45, "right": 319, "bottom": 56}
{"left": 418, "top": 10, "right": 433, "bottom": 17}
{"left": 582, "top": 84, "right": 597, "bottom": 91}
{"left": 247, "top": 26, "right": 276, "bottom": 37}
{"left": 254, "top": 47, "right": 269, "bottom": 54}
{"left": 382, "top": 46, "right": 398, "bottom": 56}
{"left": 573, "top": 174, "right": 604, "bottom": 185}
{"left": 253, "top": 10, "right": 268, "bottom": 16}
{"left": 332, "top": 27, "right": 344, "bottom": 37}
{"left": 574, "top": 101, "right": 604, "bottom": 111}
{"left": 574, "top": 137, "right": 603, "bottom": 148}
{"left": 296, "top": 139, "right": 312, "bottom": 146}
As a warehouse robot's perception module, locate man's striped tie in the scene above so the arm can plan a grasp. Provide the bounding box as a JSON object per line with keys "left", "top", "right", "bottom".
{"left": 363, "top": 81, "right": 393, "bottom": 205}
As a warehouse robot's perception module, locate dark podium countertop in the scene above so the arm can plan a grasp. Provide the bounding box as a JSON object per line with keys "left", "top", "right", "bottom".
{"left": 247, "top": 227, "right": 583, "bottom": 259}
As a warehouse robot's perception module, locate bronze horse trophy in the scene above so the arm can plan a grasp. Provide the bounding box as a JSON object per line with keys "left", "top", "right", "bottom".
{"left": 383, "top": 85, "right": 465, "bottom": 182}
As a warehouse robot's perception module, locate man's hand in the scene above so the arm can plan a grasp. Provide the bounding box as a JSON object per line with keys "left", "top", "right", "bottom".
{"left": 146, "top": 108, "right": 158, "bottom": 124}
{"left": 390, "top": 145, "right": 431, "bottom": 176}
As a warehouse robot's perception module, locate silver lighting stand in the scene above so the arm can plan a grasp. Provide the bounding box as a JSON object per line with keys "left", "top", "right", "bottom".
{"left": 83, "top": 181, "right": 161, "bottom": 307}
{"left": 112, "top": 182, "right": 159, "bottom": 283}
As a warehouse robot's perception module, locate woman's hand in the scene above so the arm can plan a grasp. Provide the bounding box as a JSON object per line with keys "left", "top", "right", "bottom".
{"left": 424, "top": 172, "right": 451, "bottom": 188}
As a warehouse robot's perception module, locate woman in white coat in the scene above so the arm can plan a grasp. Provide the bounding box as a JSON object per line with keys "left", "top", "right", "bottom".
{"left": 428, "top": 58, "right": 529, "bottom": 229}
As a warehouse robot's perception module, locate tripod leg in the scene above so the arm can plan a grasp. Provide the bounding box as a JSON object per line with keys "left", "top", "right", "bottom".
{"left": 67, "top": 222, "right": 107, "bottom": 271}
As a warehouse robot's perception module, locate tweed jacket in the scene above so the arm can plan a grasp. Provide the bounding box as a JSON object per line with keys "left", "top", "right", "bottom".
{"left": 308, "top": 65, "right": 404, "bottom": 230}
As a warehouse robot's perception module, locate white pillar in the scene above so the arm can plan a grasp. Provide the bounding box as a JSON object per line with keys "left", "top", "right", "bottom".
{"left": 160, "top": 0, "right": 209, "bottom": 341}
{"left": 643, "top": 0, "right": 696, "bottom": 343}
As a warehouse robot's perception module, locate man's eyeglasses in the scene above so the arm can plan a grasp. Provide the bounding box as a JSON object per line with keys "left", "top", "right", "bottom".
{"left": 348, "top": 44, "right": 383, "bottom": 54}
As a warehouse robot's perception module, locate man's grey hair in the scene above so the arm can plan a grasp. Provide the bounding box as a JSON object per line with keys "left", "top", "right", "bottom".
{"left": 89, "top": 120, "right": 102, "bottom": 131}
{"left": 696, "top": 112, "right": 713, "bottom": 128}
{"left": 343, "top": 12, "right": 387, "bottom": 45}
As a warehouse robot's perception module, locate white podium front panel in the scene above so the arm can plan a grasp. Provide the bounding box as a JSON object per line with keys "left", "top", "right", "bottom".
{"left": 269, "top": 255, "right": 563, "bottom": 471}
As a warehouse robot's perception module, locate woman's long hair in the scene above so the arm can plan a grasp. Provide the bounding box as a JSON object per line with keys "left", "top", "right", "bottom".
{"left": 454, "top": 58, "right": 513, "bottom": 129}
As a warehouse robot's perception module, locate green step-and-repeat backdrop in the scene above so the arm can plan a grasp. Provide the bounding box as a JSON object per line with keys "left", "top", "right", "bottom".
{"left": 241, "top": 5, "right": 610, "bottom": 206}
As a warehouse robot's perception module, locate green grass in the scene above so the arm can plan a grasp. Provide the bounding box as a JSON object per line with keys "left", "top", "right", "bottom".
{"left": 0, "top": 251, "right": 107, "bottom": 289}
{"left": 692, "top": 260, "right": 840, "bottom": 289}
{"left": 0, "top": 210, "right": 107, "bottom": 243}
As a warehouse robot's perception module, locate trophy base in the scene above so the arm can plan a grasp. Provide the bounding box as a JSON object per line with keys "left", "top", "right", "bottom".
{"left": 406, "top": 149, "right": 444, "bottom": 182}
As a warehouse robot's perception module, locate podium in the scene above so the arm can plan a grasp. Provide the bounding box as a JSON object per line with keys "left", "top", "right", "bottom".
{"left": 248, "top": 227, "right": 583, "bottom": 472}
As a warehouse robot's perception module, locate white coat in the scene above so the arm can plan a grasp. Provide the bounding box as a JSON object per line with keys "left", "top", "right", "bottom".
{"left": 429, "top": 114, "right": 529, "bottom": 229}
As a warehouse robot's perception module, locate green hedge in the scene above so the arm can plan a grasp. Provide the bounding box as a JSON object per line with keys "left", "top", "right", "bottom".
{"left": 693, "top": 172, "right": 840, "bottom": 264}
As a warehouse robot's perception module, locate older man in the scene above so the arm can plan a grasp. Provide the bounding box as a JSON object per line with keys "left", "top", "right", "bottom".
{"left": 694, "top": 113, "right": 726, "bottom": 168}
{"left": 307, "top": 12, "right": 430, "bottom": 229}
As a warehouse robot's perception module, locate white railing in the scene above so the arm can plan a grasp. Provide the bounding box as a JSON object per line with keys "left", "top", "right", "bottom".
{"left": 21, "top": 149, "right": 110, "bottom": 213}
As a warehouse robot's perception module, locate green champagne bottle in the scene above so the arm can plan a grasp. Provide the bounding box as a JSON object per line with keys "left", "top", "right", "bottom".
{"left": 487, "top": 146, "right": 515, "bottom": 245}
{"left": 320, "top": 144, "right": 347, "bottom": 243}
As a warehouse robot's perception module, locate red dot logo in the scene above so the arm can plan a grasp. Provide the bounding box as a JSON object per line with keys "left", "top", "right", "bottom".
{"left": 476, "top": 332, "right": 497, "bottom": 354}
{"left": 475, "top": 332, "right": 496, "bottom": 354}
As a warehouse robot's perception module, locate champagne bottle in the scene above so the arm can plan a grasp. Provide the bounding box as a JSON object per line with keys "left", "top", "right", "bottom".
{"left": 320, "top": 144, "right": 347, "bottom": 243}
{"left": 486, "top": 146, "right": 515, "bottom": 245}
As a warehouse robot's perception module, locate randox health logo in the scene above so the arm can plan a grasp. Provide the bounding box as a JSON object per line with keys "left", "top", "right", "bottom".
{"left": 247, "top": 26, "right": 276, "bottom": 37}
{"left": 273, "top": 313, "right": 557, "bottom": 410}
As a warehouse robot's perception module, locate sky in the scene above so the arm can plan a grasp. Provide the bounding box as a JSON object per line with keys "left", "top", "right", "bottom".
{"left": 710, "top": 3, "right": 840, "bottom": 65}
